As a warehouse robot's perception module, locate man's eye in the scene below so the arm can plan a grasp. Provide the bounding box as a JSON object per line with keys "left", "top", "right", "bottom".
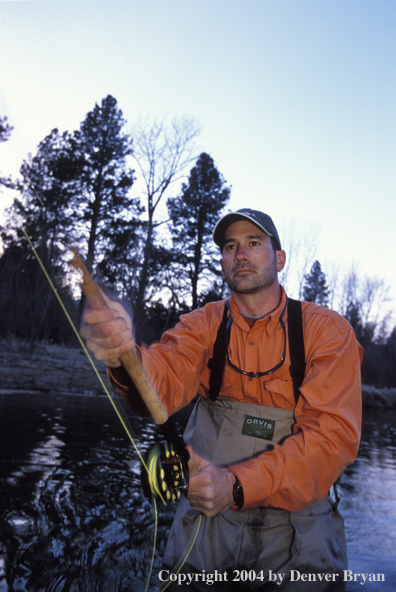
{"left": 226, "top": 244, "right": 235, "bottom": 251}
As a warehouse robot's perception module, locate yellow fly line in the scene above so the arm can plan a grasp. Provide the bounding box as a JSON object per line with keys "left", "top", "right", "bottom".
{"left": 159, "top": 514, "right": 202, "bottom": 592}
{"left": 22, "top": 227, "right": 148, "bottom": 469}
{"left": 22, "top": 226, "right": 201, "bottom": 591}
{"left": 22, "top": 227, "right": 159, "bottom": 590}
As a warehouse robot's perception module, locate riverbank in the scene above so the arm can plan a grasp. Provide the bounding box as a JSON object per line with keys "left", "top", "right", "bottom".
{"left": 0, "top": 339, "right": 107, "bottom": 396}
{"left": 1, "top": 339, "right": 395, "bottom": 407}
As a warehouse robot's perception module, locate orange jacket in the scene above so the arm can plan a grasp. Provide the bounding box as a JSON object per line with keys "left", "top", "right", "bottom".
{"left": 110, "top": 288, "right": 363, "bottom": 511}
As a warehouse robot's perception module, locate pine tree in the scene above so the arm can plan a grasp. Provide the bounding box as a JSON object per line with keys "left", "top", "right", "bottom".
{"left": 0, "top": 128, "right": 79, "bottom": 344}
{"left": 0, "top": 97, "right": 139, "bottom": 340}
{"left": 302, "top": 260, "right": 330, "bottom": 307}
{"left": 167, "top": 152, "right": 230, "bottom": 309}
{"left": 66, "top": 95, "right": 137, "bottom": 274}
{"left": 3, "top": 96, "right": 137, "bottom": 276}
{"left": 0, "top": 116, "right": 17, "bottom": 190}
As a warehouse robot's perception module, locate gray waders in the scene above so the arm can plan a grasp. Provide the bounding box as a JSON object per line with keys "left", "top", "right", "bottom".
{"left": 162, "top": 397, "right": 347, "bottom": 591}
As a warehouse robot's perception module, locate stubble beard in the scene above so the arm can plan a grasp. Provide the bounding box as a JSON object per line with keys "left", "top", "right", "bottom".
{"left": 226, "top": 262, "right": 278, "bottom": 295}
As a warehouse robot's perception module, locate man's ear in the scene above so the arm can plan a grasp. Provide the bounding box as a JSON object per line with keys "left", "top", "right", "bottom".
{"left": 276, "top": 250, "right": 286, "bottom": 272}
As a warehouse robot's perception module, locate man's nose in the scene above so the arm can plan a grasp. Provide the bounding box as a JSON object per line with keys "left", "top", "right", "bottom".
{"left": 235, "top": 245, "right": 249, "bottom": 261}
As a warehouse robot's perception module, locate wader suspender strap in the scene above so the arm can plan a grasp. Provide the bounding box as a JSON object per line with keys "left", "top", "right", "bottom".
{"left": 287, "top": 298, "right": 306, "bottom": 405}
{"left": 207, "top": 305, "right": 229, "bottom": 401}
{"left": 207, "top": 299, "right": 306, "bottom": 403}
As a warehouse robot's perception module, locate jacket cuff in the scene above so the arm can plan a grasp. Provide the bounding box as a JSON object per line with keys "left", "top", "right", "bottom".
{"left": 108, "top": 364, "right": 130, "bottom": 387}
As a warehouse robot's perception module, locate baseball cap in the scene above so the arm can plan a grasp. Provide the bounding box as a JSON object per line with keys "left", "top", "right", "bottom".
{"left": 213, "top": 208, "right": 281, "bottom": 250}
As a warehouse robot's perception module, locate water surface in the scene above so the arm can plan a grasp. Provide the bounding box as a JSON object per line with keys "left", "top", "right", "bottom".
{"left": 0, "top": 393, "right": 395, "bottom": 591}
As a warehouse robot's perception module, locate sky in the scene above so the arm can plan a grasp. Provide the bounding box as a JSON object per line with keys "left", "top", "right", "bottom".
{"left": 1, "top": 0, "right": 395, "bottom": 315}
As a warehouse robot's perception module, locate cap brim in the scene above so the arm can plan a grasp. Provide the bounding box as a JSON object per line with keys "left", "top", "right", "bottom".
{"left": 213, "top": 212, "right": 274, "bottom": 247}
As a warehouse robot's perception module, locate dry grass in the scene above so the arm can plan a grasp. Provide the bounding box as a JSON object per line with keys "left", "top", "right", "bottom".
{"left": 362, "top": 384, "right": 396, "bottom": 408}
{"left": 0, "top": 338, "right": 108, "bottom": 395}
{"left": 1, "top": 338, "right": 395, "bottom": 407}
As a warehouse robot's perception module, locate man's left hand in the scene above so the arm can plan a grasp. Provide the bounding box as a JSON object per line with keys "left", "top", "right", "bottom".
{"left": 186, "top": 446, "right": 236, "bottom": 517}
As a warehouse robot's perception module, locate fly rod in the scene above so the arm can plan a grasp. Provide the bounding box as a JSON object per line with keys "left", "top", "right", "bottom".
{"left": 69, "top": 248, "right": 191, "bottom": 503}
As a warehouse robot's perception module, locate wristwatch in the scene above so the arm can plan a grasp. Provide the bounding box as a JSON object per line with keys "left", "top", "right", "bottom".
{"left": 233, "top": 476, "right": 244, "bottom": 509}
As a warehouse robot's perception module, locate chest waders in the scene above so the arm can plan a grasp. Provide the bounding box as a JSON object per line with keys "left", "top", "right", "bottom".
{"left": 162, "top": 300, "right": 347, "bottom": 591}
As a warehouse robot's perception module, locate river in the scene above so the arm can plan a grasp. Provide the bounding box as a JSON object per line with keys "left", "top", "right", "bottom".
{"left": 0, "top": 392, "right": 395, "bottom": 591}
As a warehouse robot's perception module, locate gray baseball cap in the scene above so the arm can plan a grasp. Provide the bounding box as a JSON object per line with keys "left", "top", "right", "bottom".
{"left": 213, "top": 208, "right": 281, "bottom": 250}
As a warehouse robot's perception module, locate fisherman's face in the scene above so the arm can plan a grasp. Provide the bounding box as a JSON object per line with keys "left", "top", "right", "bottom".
{"left": 220, "top": 220, "right": 285, "bottom": 295}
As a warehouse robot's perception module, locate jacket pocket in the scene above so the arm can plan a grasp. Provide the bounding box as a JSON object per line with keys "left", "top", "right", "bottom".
{"left": 263, "top": 377, "right": 295, "bottom": 407}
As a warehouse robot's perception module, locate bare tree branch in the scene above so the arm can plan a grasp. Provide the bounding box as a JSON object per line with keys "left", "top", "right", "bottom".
{"left": 130, "top": 115, "right": 201, "bottom": 325}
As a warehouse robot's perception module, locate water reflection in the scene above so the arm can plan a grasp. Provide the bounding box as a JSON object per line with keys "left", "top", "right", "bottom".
{"left": 341, "top": 408, "right": 396, "bottom": 590}
{"left": 0, "top": 394, "right": 395, "bottom": 591}
{"left": 0, "top": 392, "right": 175, "bottom": 591}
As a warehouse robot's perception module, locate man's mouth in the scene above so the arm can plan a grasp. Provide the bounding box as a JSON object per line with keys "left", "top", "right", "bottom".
{"left": 233, "top": 267, "right": 255, "bottom": 276}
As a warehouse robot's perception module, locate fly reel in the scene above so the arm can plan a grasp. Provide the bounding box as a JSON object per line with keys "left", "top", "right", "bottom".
{"left": 141, "top": 439, "right": 190, "bottom": 504}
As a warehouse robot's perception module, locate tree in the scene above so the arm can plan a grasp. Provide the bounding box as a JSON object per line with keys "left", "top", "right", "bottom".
{"left": 384, "top": 328, "right": 396, "bottom": 386}
{"left": 302, "top": 260, "right": 330, "bottom": 306}
{"left": 130, "top": 116, "right": 200, "bottom": 323}
{"left": 336, "top": 265, "right": 392, "bottom": 343}
{"left": 0, "top": 116, "right": 18, "bottom": 190}
{"left": 344, "top": 301, "right": 367, "bottom": 344}
{"left": 0, "top": 116, "right": 12, "bottom": 142}
{"left": 65, "top": 95, "right": 137, "bottom": 275}
{"left": 0, "top": 239, "right": 76, "bottom": 346}
{"left": 0, "top": 127, "right": 76, "bottom": 319}
{"left": 18, "top": 130, "right": 72, "bottom": 260}
{"left": 0, "top": 96, "right": 139, "bottom": 341}
{"left": 278, "top": 221, "right": 320, "bottom": 299}
{"left": 3, "top": 96, "right": 137, "bottom": 276}
{"left": 0, "top": 127, "right": 82, "bottom": 345}
{"left": 167, "top": 152, "right": 230, "bottom": 309}
{"left": 95, "top": 215, "right": 144, "bottom": 302}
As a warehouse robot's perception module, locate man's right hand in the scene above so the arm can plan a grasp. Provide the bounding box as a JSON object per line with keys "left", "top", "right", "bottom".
{"left": 80, "top": 290, "right": 135, "bottom": 368}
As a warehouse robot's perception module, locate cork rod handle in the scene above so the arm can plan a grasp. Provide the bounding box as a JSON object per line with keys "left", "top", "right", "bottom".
{"left": 70, "top": 248, "right": 169, "bottom": 426}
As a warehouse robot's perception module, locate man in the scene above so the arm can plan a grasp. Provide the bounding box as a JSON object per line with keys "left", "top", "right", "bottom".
{"left": 81, "top": 209, "right": 362, "bottom": 591}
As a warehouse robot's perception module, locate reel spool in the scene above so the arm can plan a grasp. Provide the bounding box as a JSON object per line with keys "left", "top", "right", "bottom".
{"left": 141, "top": 440, "right": 190, "bottom": 504}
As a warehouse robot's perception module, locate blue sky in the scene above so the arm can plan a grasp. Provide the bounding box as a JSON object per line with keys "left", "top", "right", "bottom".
{"left": 1, "top": 0, "right": 395, "bottom": 314}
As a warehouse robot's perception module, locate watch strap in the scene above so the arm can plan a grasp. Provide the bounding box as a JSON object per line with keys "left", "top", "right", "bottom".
{"left": 232, "top": 476, "right": 244, "bottom": 509}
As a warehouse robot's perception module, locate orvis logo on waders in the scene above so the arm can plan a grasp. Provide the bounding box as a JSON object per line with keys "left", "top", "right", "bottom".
{"left": 242, "top": 415, "right": 275, "bottom": 440}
